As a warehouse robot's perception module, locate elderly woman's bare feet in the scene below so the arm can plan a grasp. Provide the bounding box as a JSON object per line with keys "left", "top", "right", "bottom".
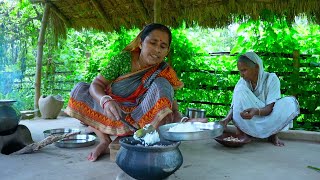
{"left": 87, "top": 141, "right": 110, "bottom": 162}
{"left": 268, "top": 134, "right": 284, "bottom": 146}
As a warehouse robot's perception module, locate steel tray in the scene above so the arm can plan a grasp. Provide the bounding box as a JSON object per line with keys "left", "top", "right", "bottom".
{"left": 159, "top": 122, "right": 223, "bottom": 141}
{"left": 54, "top": 134, "right": 96, "bottom": 148}
{"left": 43, "top": 128, "right": 81, "bottom": 138}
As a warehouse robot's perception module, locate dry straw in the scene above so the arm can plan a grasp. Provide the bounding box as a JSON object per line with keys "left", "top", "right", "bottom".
{"left": 30, "top": 0, "right": 320, "bottom": 41}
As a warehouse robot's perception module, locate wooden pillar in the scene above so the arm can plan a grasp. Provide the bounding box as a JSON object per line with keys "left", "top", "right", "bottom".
{"left": 153, "top": 0, "right": 161, "bottom": 23}
{"left": 34, "top": 3, "right": 50, "bottom": 116}
{"left": 292, "top": 50, "right": 300, "bottom": 97}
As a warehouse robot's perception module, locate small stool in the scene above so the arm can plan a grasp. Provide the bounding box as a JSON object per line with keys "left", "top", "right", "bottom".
{"left": 109, "top": 136, "right": 133, "bottom": 162}
{"left": 109, "top": 140, "right": 121, "bottom": 162}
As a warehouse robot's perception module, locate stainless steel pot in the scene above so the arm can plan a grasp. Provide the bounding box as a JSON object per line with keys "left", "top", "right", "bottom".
{"left": 0, "top": 100, "right": 21, "bottom": 134}
{"left": 186, "top": 108, "right": 206, "bottom": 118}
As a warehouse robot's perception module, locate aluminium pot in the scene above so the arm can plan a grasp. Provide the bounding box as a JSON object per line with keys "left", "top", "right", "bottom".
{"left": 0, "top": 100, "right": 21, "bottom": 134}
{"left": 116, "top": 137, "right": 183, "bottom": 180}
{"left": 186, "top": 108, "right": 206, "bottom": 118}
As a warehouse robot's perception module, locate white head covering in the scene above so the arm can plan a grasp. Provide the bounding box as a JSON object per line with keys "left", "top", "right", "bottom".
{"left": 242, "top": 51, "right": 268, "bottom": 98}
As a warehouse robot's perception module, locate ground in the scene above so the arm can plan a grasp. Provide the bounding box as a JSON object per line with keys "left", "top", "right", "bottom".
{"left": 0, "top": 117, "right": 319, "bottom": 180}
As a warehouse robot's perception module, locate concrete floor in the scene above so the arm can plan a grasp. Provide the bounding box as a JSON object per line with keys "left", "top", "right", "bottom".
{"left": 0, "top": 117, "right": 319, "bottom": 180}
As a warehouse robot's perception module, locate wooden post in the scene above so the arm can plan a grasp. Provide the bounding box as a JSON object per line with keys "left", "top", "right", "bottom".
{"left": 34, "top": 3, "right": 50, "bottom": 116}
{"left": 153, "top": 0, "right": 161, "bottom": 23}
{"left": 292, "top": 50, "right": 300, "bottom": 97}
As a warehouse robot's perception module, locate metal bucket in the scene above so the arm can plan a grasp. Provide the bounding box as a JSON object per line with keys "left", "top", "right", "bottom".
{"left": 186, "top": 108, "right": 206, "bottom": 118}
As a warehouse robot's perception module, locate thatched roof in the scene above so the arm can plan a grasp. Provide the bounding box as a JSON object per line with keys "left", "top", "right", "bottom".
{"left": 30, "top": 0, "right": 320, "bottom": 37}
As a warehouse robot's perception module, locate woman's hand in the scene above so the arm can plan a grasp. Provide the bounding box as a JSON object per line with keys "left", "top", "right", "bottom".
{"left": 102, "top": 100, "right": 122, "bottom": 121}
{"left": 240, "top": 108, "right": 259, "bottom": 120}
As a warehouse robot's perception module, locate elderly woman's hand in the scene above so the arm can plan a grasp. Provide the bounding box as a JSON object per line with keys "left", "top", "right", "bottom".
{"left": 240, "top": 108, "right": 259, "bottom": 119}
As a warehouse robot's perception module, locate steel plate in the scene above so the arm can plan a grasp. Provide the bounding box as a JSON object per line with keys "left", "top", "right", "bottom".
{"left": 54, "top": 134, "right": 96, "bottom": 148}
{"left": 159, "top": 122, "right": 223, "bottom": 141}
{"left": 43, "top": 128, "right": 81, "bottom": 138}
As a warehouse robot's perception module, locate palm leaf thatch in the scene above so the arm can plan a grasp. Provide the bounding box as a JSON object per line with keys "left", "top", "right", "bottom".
{"left": 31, "top": 0, "right": 320, "bottom": 38}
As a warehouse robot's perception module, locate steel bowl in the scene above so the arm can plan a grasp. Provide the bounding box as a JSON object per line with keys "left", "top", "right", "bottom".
{"left": 185, "top": 108, "right": 206, "bottom": 118}
{"left": 159, "top": 122, "right": 223, "bottom": 141}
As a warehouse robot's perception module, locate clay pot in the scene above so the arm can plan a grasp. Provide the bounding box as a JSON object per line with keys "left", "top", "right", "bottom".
{"left": 116, "top": 137, "right": 183, "bottom": 180}
{"left": 38, "top": 95, "right": 64, "bottom": 119}
{"left": 0, "top": 100, "right": 21, "bottom": 134}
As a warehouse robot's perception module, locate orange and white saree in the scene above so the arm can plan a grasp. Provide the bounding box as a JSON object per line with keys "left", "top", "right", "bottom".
{"left": 66, "top": 61, "right": 183, "bottom": 136}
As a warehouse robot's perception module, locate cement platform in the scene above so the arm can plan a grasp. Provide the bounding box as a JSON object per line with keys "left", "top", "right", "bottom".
{"left": 0, "top": 117, "right": 319, "bottom": 180}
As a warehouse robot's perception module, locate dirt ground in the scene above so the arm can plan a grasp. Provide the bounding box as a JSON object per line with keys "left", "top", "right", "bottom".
{"left": 0, "top": 117, "right": 319, "bottom": 180}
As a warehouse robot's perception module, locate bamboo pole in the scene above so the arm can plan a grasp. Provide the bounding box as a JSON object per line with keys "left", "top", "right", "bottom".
{"left": 292, "top": 50, "right": 300, "bottom": 97}
{"left": 34, "top": 3, "right": 50, "bottom": 116}
{"left": 153, "top": 0, "right": 161, "bottom": 23}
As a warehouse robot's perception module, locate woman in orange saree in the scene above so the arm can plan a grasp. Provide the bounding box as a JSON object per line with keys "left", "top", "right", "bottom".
{"left": 66, "top": 23, "right": 206, "bottom": 161}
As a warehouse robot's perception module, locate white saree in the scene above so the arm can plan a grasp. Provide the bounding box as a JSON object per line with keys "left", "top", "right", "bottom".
{"left": 231, "top": 52, "right": 300, "bottom": 138}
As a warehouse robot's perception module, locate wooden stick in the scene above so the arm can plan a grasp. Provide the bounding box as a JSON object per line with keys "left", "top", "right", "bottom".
{"left": 11, "top": 132, "right": 80, "bottom": 155}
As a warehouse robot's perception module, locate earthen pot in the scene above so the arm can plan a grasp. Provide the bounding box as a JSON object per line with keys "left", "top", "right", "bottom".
{"left": 38, "top": 95, "right": 64, "bottom": 119}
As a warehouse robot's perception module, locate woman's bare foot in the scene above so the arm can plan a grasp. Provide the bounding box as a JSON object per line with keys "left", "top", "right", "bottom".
{"left": 87, "top": 126, "right": 112, "bottom": 162}
{"left": 268, "top": 134, "right": 284, "bottom": 146}
{"left": 87, "top": 141, "right": 110, "bottom": 162}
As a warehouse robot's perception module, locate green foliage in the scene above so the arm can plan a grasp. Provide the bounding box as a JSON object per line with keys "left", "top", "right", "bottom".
{"left": 230, "top": 16, "right": 320, "bottom": 129}
{"left": 1, "top": 2, "right": 319, "bottom": 131}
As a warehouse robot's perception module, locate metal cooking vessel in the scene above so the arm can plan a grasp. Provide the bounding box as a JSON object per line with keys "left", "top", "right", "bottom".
{"left": 116, "top": 137, "right": 183, "bottom": 180}
{"left": 0, "top": 100, "right": 21, "bottom": 134}
{"left": 186, "top": 108, "right": 206, "bottom": 118}
{"left": 159, "top": 122, "right": 223, "bottom": 141}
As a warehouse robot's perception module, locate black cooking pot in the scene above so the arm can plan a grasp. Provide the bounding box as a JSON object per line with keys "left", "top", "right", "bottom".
{"left": 116, "top": 137, "right": 183, "bottom": 180}
{"left": 0, "top": 100, "right": 21, "bottom": 134}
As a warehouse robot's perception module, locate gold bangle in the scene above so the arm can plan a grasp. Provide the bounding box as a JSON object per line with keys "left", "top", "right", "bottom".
{"left": 258, "top": 108, "right": 261, "bottom": 116}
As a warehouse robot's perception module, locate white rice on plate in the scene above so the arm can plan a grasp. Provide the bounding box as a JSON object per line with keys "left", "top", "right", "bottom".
{"left": 168, "top": 122, "right": 202, "bottom": 132}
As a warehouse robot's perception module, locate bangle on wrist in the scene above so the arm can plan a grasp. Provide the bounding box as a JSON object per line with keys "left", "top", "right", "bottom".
{"left": 180, "top": 117, "right": 189, "bottom": 122}
{"left": 102, "top": 98, "right": 114, "bottom": 109}
{"left": 100, "top": 95, "right": 112, "bottom": 107}
{"left": 258, "top": 108, "right": 261, "bottom": 116}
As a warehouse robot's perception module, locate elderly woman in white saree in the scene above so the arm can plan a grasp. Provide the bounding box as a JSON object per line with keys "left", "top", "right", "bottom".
{"left": 220, "top": 52, "right": 300, "bottom": 146}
